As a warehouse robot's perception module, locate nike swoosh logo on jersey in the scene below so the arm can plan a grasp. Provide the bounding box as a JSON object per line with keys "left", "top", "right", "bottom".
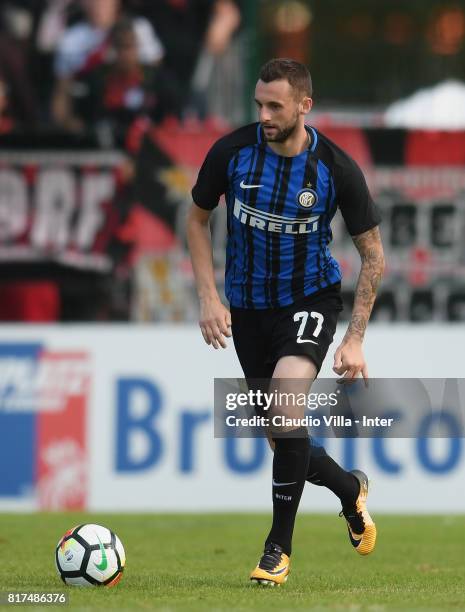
{"left": 240, "top": 180, "right": 263, "bottom": 189}
{"left": 272, "top": 479, "right": 297, "bottom": 487}
{"left": 296, "top": 338, "right": 318, "bottom": 345}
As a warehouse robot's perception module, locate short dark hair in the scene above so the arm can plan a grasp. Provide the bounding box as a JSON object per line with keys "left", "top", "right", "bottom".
{"left": 259, "top": 58, "right": 312, "bottom": 97}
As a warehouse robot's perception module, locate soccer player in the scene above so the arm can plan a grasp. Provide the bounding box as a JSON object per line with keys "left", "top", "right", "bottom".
{"left": 187, "top": 58, "right": 385, "bottom": 586}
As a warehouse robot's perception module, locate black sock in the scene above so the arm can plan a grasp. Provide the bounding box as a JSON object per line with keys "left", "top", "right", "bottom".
{"left": 265, "top": 428, "right": 310, "bottom": 556}
{"left": 306, "top": 442, "right": 359, "bottom": 504}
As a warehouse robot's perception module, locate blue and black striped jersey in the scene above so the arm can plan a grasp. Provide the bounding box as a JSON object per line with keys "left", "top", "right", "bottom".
{"left": 192, "top": 123, "right": 381, "bottom": 309}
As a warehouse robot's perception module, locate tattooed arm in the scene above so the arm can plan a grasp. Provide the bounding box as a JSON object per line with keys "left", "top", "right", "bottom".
{"left": 333, "top": 226, "right": 385, "bottom": 381}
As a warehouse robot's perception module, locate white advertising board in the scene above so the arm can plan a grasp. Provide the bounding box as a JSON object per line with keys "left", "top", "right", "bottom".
{"left": 0, "top": 324, "right": 464, "bottom": 513}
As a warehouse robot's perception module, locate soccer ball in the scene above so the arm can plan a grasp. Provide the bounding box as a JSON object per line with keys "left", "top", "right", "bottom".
{"left": 55, "top": 523, "right": 125, "bottom": 587}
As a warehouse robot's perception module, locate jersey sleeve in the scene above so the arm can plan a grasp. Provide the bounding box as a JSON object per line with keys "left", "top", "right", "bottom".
{"left": 336, "top": 157, "right": 381, "bottom": 236}
{"left": 191, "top": 140, "right": 230, "bottom": 210}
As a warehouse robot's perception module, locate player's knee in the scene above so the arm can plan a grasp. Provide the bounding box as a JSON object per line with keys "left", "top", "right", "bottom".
{"left": 269, "top": 398, "right": 305, "bottom": 436}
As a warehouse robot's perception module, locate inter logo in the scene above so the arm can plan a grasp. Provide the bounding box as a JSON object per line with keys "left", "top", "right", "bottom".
{"left": 297, "top": 188, "right": 318, "bottom": 209}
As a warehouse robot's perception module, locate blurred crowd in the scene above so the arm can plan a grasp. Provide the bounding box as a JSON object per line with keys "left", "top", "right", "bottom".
{"left": 0, "top": 0, "right": 241, "bottom": 141}
{"left": 0, "top": 0, "right": 242, "bottom": 323}
{"left": 2, "top": 0, "right": 464, "bottom": 324}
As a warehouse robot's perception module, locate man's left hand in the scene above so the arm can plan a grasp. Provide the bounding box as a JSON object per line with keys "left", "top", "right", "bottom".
{"left": 333, "top": 339, "right": 368, "bottom": 384}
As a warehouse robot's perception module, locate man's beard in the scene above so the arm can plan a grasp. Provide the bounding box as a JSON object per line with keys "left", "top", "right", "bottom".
{"left": 263, "top": 115, "right": 299, "bottom": 143}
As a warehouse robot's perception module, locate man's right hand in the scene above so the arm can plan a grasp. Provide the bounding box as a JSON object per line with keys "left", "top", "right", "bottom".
{"left": 199, "top": 296, "right": 232, "bottom": 349}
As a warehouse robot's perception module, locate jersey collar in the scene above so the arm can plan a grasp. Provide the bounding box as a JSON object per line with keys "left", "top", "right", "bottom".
{"left": 305, "top": 124, "right": 318, "bottom": 153}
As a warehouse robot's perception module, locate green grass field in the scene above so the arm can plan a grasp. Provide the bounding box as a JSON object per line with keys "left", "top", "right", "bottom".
{"left": 0, "top": 513, "right": 464, "bottom": 611}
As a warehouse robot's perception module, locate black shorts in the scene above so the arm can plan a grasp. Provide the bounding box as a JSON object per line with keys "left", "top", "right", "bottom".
{"left": 230, "top": 283, "right": 343, "bottom": 379}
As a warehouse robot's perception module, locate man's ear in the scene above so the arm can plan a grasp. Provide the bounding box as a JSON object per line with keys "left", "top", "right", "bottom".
{"left": 300, "top": 97, "right": 313, "bottom": 115}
